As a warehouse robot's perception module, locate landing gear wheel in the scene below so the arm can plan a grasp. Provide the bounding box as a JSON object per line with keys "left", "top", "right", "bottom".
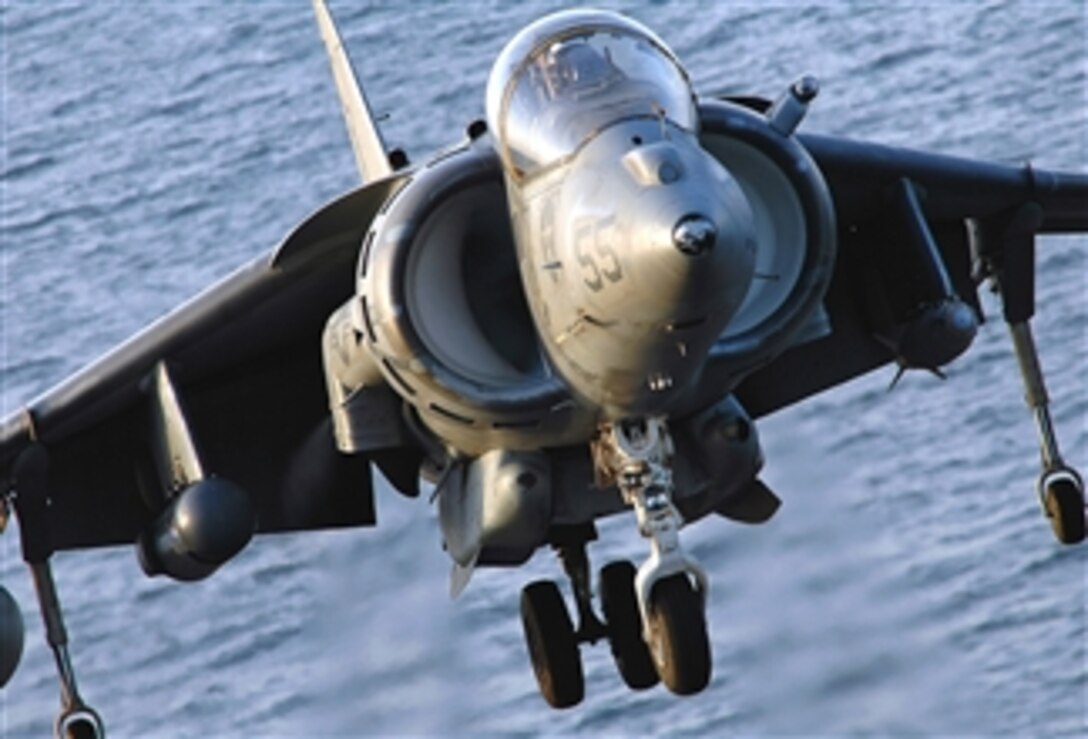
{"left": 647, "top": 574, "right": 711, "bottom": 696}
{"left": 57, "top": 708, "right": 104, "bottom": 739}
{"left": 520, "top": 581, "right": 584, "bottom": 708}
{"left": 1043, "top": 477, "right": 1086, "bottom": 545}
{"left": 599, "top": 561, "right": 658, "bottom": 690}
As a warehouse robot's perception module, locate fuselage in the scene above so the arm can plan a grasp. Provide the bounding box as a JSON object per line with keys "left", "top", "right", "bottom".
{"left": 507, "top": 119, "right": 755, "bottom": 418}
{"left": 487, "top": 11, "right": 758, "bottom": 420}
{"left": 350, "top": 9, "right": 834, "bottom": 461}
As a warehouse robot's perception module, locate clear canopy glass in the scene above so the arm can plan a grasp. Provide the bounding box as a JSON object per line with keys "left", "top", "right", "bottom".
{"left": 498, "top": 28, "right": 697, "bottom": 178}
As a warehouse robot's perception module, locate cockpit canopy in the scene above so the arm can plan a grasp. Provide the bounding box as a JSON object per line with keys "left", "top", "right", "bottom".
{"left": 485, "top": 10, "right": 697, "bottom": 180}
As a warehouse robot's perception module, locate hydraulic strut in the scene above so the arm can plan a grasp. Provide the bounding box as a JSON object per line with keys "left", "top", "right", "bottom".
{"left": 556, "top": 542, "right": 607, "bottom": 644}
{"left": 593, "top": 418, "right": 707, "bottom": 633}
{"left": 972, "top": 204, "right": 1086, "bottom": 544}
{"left": 11, "top": 444, "right": 105, "bottom": 739}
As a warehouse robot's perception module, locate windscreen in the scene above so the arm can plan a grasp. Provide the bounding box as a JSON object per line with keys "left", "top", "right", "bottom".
{"left": 500, "top": 29, "right": 696, "bottom": 177}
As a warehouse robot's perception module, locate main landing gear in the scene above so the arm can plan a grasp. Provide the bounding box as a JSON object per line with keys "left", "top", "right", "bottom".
{"left": 520, "top": 418, "right": 711, "bottom": 707}
{"left": 520, "top": 544, "right": 662, "bottom": 708}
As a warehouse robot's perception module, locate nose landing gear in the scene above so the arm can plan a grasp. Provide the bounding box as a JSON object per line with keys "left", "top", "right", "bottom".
{"left": 520, "top": 417, "right": 713, "bottom": 707}
{"left": 599, "top": 417, "right": 711, "bottom": 695}
{"left": 645, "top": 573, "right": 711, "bottom": 695}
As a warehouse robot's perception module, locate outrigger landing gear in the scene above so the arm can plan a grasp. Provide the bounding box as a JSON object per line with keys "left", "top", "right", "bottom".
{"left": 974, "top": 203, "right": 1086, "bottom": 544}
{"left": 1009, "top": 320, "right": 1086, "bottom": 545}
{"left": 12, "top": 445, "right": 105, "bottom": 739}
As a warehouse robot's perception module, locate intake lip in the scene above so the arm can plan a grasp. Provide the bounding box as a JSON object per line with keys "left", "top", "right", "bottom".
{"left": 673, "top": 214, "right": 717, "bottom": 255}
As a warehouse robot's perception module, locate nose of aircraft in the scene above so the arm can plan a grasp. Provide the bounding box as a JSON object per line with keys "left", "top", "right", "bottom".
{"left": 673, "top": 214, "right": 717, "bottom": 256}
{"left": 625, "top": 146, "right": 756, "bottom": 326}
{"left": 526, "top": 122, "right": 760, "bottom": 417}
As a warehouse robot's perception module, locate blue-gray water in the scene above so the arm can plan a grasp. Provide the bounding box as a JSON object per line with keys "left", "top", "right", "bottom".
{"left": 2, "top": 2, "right": 1085, "bottom": 736}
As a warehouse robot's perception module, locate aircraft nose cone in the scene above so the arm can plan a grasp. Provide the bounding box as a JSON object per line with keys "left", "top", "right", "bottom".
{"left": 673, "top": 214, "right": 717, "bottom": 256}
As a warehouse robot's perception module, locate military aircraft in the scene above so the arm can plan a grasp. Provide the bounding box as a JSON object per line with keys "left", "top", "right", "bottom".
{"left": 1, "top": 2, "right": 1085, "bottom": 735}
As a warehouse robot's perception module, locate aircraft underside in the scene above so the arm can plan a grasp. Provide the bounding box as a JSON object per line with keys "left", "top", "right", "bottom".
{"left": 1, "top": 2, "right": 1086, "bottom": 732}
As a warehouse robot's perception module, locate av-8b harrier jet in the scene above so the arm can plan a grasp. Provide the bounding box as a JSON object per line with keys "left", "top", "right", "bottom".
{"left": 1, "top": 2, "right": 1084, "bottom": 733}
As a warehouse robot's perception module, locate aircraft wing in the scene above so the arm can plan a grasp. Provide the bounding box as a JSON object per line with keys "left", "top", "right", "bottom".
{"left": 0, "top": 175, "right": 406, "bottom": 551}
{"left": 734, "top": 130, "right": 1088, "bottom": 418}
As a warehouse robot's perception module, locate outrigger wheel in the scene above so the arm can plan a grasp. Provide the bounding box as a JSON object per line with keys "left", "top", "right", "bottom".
{"left": 520, "top": 580, "right": 584, "bottom": 708}
{"left": 975, "top": 204, "right": 1086, "bottom": 547}
{"left": 1041, "top": 470, "right": 1086, "bottom": 545}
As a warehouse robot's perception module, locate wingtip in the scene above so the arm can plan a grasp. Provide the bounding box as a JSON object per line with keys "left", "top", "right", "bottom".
{"left": 0, "top": 409, "right": 36, "bottom": 476}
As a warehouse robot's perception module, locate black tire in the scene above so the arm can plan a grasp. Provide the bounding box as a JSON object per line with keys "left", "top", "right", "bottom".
{"left": 520, "top": 580, "right": 584, "bottom": 708}
{"left": 57, "top": 710, "right": 104, "bottom": 739}
{"left": 647, "top": 574, "right": 711, "bottom": 696}
{"left": 1044, "top": 478, "right": 1086, "bottom": 545}
{"left": 600, "top": 561, "right": 659, "bottom": 690}
{"left": 63, "top": 718, "right": 99, "bottom": 739}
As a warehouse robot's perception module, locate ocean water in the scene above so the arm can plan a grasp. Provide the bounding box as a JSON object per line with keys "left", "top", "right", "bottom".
{"left": 1, "top": 2, "right": 1085, "bottom": 736}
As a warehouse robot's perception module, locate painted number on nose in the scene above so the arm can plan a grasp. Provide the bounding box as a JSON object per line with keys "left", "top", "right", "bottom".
{"left": 575, "top": 216, "right": 623, "bottom": 292}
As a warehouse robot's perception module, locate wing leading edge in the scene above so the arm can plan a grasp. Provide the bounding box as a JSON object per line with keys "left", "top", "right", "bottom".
{"left": 726, "top": 114, "right": 1087, "bottom": 418}
{"left": 0, "top": 176, "right": 405, "bottom": 551}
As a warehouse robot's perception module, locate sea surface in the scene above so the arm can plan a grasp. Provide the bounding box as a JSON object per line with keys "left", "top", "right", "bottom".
{"left": 1, "top": 2, "right": 1085, "bottom": 736}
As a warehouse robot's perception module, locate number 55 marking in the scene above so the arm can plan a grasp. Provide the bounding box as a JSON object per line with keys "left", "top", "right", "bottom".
{"left": 574, "top": 216, "right": 623, "bottom": 292}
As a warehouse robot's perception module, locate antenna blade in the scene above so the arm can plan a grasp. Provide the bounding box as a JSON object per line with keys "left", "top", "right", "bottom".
{"left": 312, "top": 0, "right": 393, "bottom": 183}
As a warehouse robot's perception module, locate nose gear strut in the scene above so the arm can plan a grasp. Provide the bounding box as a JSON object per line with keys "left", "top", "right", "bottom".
{"left": 519, "top": 416, "right": 716, "bottom": 708}
{"left": 593, "top": 417, "right": 711, "bottom": 694}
